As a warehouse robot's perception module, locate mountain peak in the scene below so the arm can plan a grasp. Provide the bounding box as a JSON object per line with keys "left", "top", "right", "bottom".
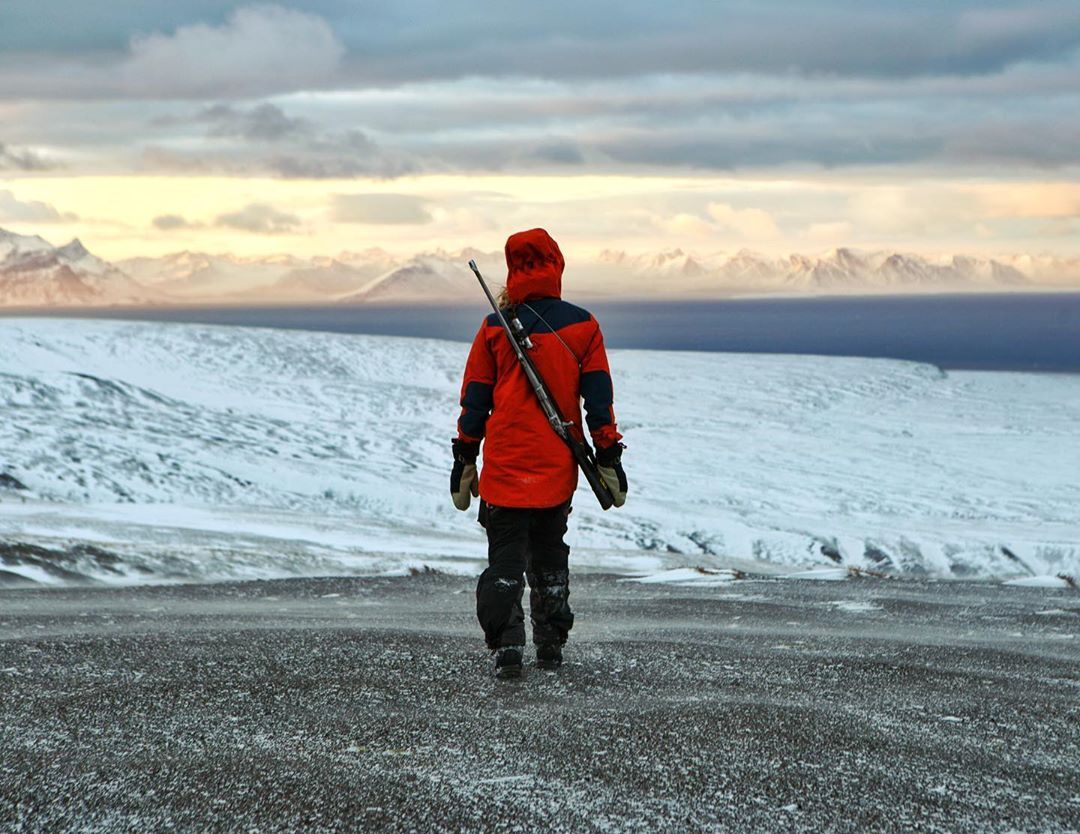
{"left": 0, "top": 229, "right": 156, "bottom": 307}
{"left": 58, "top": 238, "right": 90, "bottom": 260}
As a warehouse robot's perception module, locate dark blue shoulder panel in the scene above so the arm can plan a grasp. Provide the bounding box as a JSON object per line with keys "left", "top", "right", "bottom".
{"left": 522, "top": 298, "right": 592, "bottom": 334}
{"left": 485, "top": 299, "right": 592, "bottom": 333}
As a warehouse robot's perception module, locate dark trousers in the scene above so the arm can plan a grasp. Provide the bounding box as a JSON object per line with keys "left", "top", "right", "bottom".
{"left": 476, "top": 500, "right": 575, "bottom": 649}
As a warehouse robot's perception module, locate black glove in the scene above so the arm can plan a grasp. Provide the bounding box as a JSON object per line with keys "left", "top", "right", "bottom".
{"left": 595, "top": 442, "right": 627, "bottom": 508}
{"left": 450, "top": 439, "right": 480, "bottom": 511}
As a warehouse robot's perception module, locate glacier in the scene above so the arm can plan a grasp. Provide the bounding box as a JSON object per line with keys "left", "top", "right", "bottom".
{"left": 0, "top": 318, "right": 1078, "bottom": 586}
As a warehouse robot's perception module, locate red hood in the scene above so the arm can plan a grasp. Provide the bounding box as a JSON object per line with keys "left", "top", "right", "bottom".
{"left": 505, "top": 228, "right": 564, "bottom": 304}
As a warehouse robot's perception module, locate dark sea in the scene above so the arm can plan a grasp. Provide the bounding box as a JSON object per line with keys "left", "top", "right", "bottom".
{"left": 6, "top": 292, "right": 1080, "bottom": 373}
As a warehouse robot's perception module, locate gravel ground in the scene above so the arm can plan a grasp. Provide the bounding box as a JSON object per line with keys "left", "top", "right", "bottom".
{"left": 1, "top": 573, "right": 1078, "bottom": 833}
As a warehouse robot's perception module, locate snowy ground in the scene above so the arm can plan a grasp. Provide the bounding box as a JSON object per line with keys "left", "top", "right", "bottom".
{"left": 1, "top": 574, "right": 1077, "bottom": 833}
{"left": 1, "top": 318, "right": 1079, "bottom": 585}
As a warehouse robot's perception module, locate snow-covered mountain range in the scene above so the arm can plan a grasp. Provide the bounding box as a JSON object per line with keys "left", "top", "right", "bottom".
{"left": 119, "top": 246, "right": 503, "bottom": 304}
{"left": 2, "top": 227, "right": 1079, "bottom": 308}
{"left": 0, "top": 230, "right": 158, "bottom": 307}
{"left": 117, "top": 245, "right": 1080, "bottom": 302}
{"left": 1, "top": 319, "right": 1077, "bottom": 586}
{"left": 590, "top": 247, "right": 1077, "bottom": 296}
{"left": 118, "top": 249, "right": 404, "bottom": 303}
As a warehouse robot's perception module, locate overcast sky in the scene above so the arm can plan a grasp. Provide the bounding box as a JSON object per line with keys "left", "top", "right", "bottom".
{"left": 0, "top": 1, "right": 1077, "bottom": 259}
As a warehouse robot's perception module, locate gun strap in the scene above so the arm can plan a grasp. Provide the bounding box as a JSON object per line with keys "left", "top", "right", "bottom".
{"left": 520, "top": 302, "right": 582, "bottom": 369}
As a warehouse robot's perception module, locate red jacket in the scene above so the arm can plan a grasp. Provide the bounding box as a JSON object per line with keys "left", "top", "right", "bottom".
{"left": 457, "top": 229, "right": 621, "bottom": 508}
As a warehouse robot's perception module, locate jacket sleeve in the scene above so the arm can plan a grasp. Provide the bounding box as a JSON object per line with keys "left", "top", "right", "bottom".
{"left": 579, "top": 318, "right": 623, "bottom": 449}
{"left": 456, "top": 322, "right": 496, "bottom": 442}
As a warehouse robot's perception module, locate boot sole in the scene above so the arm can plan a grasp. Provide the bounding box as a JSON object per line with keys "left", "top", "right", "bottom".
{"left": 535, "top": 660, "right": 562, "bottom": 670}
{"left": 495, "top": 664, "right": 522, "bottom": 679}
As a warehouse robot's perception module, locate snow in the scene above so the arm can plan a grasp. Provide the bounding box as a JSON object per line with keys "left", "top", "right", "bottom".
{"left": 0, "top": 230, "right": 155, "bottom": 306}
{"left": 116, "top": 248, "right": 500, "bottom": 304}
{"left": 829, "top": 600, "right": 884, "bottom": 613}
{"left": 340, "top": 255, "right": 494, "bottom": 303}
{"left": 1003, "top": 575, "right": 1077, "bottom": 589}
{"left": 625, "top": 567, "right": 742, "bottom": 586}
{"left": 11, "top": 230, "right": 1079, "bottom": 308}
{"left": 0, "top": 230, "right": 53, "bottom": 261}
{"left": 780, "top": 568, "right": 854, "bottom": 582}
{"left": 1, "top": 317, "right": 1079, "bottom": 586}
{"left": 570, "top": 246, "right": 1047, "bottom": 298}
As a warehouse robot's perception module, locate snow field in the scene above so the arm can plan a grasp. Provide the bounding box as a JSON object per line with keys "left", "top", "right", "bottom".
{"left": 1, "top": 318, "right": 1078, "bottom": 585}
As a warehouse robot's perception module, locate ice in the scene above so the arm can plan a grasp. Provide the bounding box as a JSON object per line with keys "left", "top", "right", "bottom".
{"left": 1, "top": 317, "right": 1079, "bottom": 585}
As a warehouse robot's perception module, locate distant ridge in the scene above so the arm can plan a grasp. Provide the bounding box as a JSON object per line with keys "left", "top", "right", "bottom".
{"left": 0, "top": 229, "right": 157, "bottom": 307}
{"left": 591, "top": 246, "right": 1037, "bottom": 295}
{"left": 3, "top": 227, "right": 1078, "bottom": 307}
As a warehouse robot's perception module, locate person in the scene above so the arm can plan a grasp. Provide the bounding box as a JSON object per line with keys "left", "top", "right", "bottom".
{"left": 450, "top": 228, "right": 627, "bottom": 679}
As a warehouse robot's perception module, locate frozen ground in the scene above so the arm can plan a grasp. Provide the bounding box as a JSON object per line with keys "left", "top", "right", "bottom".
{"left": 1, "top": 318, "right": 1079, "bottom": 585}
{"left": 0, "top": 574, "right": 1077, "bottom": 833}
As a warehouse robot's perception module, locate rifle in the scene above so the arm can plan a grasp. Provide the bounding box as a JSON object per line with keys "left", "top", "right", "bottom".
{"left": 468, "top": 259, "right": 614, "bottom": 510}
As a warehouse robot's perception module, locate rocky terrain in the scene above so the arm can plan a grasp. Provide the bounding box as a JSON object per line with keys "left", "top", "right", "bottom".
{"left": 1, "top": 572, "right": 1076, "bottom": 833}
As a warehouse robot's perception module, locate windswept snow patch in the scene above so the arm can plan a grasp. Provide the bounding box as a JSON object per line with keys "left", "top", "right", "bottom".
{"left": 781, "top": 568, "right": 854, "bottom": 582}
{"left": 1003, "top": 575, "right": 1077, "bottom": 590}
{"left": 1, "top": 318, "right": 1079, "bottom": 585}
{"left": 626, "top": 567, "right": 742, "bottom": 586}
{"left": 829, "top": 600, "right": 884, "bottom": 613}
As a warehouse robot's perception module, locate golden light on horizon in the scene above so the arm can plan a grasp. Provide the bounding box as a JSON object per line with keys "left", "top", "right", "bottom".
{"left": 4, "top": 171, "right": 1080, "bottom": 262}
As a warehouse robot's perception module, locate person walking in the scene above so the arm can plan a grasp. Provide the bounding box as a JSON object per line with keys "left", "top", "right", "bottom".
{"left": 450, "top": 228, "right": 627, "bottom": 679}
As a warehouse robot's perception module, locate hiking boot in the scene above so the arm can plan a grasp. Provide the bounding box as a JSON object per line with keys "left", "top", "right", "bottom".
{"left": 494, "top": 645, "right": 524, "bottom": 679}
{"left": 535, "top": 643, "right": 563, "bottom": 670}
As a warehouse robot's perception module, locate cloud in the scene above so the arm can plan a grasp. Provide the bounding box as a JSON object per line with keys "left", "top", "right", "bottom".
{"left": 0, "top": 142, "right": 53, "bottom": 171}
{"left": 268, "top": 129, "right": 413, "bottom": 179}
{"left": 972, "top": 183, "right": 1080, "bottom": 219}
{"left": 3, "top": 3, "right": 1080, "bottom": 182}
{"left": 661, "top": 213, "right": 715, "bottom": 238}
{"left": 595, "top": 125, "right": 947, "bottom": 170}
{"left": 6, "top": 2, "right": 1080, "bottom": 103}
{"left": 140, "top": 146, "right": 217, "bottom": 174}
{"left": 847, "top": 186, "right": 982, "bottom": 237}
{"left": 121, "top": 5, "right": 345, "bottom": 98}
{"left": 141, "top": 110, "right": 411, "bottom": 179}
{"left": 198, "top": 103, "right": 311, "bottom": 142}
{"left": 0, "top": 190, "right": 76, "bottom": 222}
{"left": 331, "top": 194, "right": 433, "bottom": 225}
{"left": 152, "top": 213, "right": 200, "bottom": 231}
{"left": 802, "top": 221, "right": 856, "bottom": 244}
{"left": 654, "top": 203, "right": 781, "bottom": 241}
{"left": 214, "top": 203, "right": 300, "bottom": 234}
{"left": 941, "top": 115, "right": 1080, "bottom": 167}
{"left": 528, "top": 142, "right": 586, "bottom": 165}
{"left": 706, "top": 203, "right": 781, "bottom": 239}
{"left": 328, "top": 3, "right": 1080, "bottom": 84}
{"left": 1036, "top": 218, "right": 1080, "bottom": 238}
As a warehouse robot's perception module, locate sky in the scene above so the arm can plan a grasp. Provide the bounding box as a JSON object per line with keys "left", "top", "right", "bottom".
{"left": 0, "top": 1, "right": 1078, "bottom": 260}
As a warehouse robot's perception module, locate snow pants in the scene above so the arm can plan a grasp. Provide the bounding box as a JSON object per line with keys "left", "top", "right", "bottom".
{"left": 476, "top": 500, "right": 575, "bottom": 650}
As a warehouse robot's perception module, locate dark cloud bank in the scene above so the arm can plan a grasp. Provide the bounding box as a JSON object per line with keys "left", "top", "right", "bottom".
{"left": 1, "top": 2, "right": 1078, "bottom": 176}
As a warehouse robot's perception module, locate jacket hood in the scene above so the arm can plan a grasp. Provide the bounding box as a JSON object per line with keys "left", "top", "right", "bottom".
{"left": 505, "top": 228, "right": 564, "bottom": 304}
